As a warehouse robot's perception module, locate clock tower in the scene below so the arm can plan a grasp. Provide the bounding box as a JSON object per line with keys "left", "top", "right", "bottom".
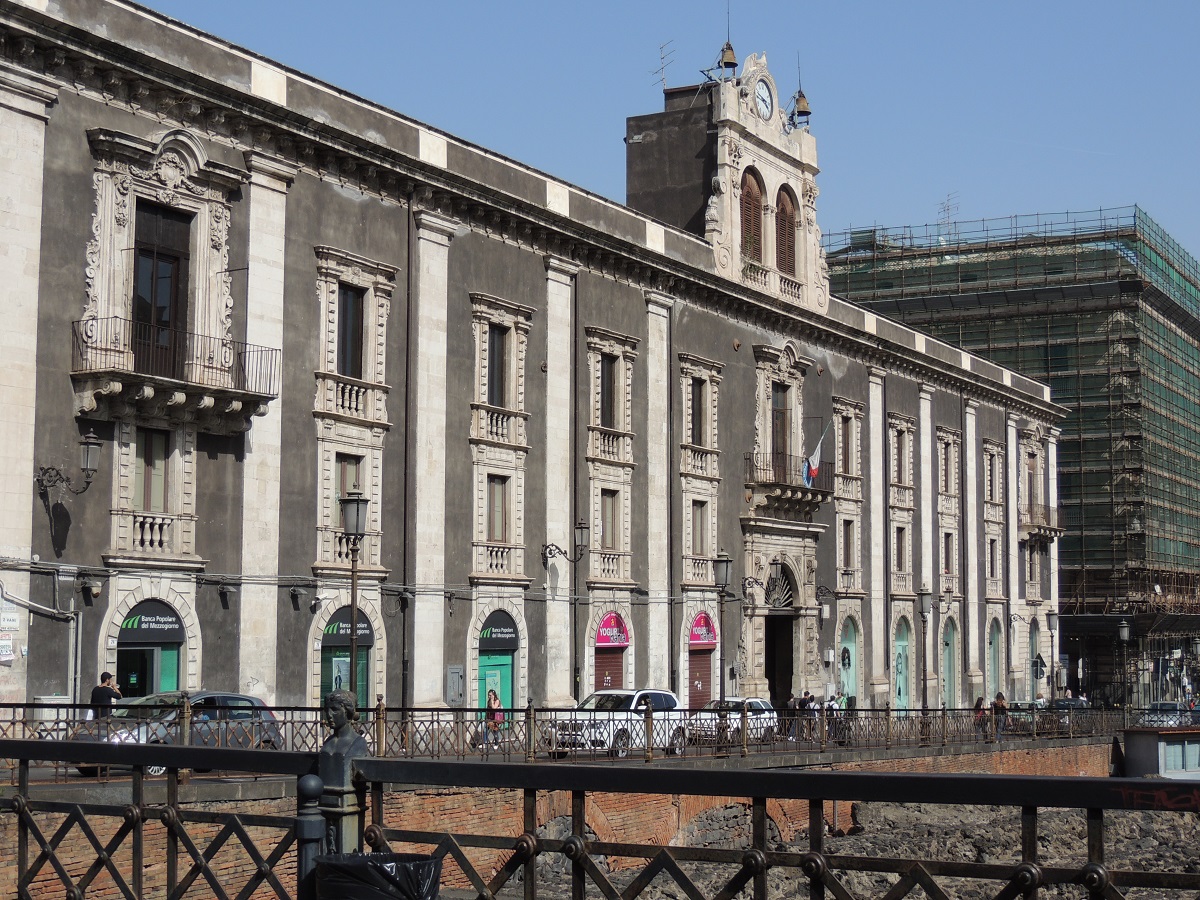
{"left": 626, "top": 51, "right": 829, "bottom": 314}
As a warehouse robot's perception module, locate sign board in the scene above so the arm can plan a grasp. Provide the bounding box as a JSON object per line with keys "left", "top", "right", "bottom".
{"left": 321, "top": 606, "right": 375, "bottom": 647}
{"left": 1032, "top": 653, "right": 1046, "bottom": 681}
{"left": 596, "top": 611, "right": 629, "bottom": 647}
{"left": 0, "top": 602, "right": 19, "bottom": 631}
{"left": 119, "top": 599, "right": 185, "bottom": 644}
{"left": 689, "top": 612, "right": 717, "bottom": 648}
{"left": 478, "top": 610, "right": 519, "bottom": 651}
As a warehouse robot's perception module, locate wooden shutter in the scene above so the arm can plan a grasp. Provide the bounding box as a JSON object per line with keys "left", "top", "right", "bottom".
{"left": 740, "top": 172, "right": 763, "bottom": 262}
{"left": 776, "top": 190, "right": 796, "bottom": 275}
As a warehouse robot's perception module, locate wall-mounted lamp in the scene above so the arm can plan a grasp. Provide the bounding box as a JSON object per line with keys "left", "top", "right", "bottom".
{"left": 290, "top": 586, "right": 308, "bottom": 611}
{"left": 77, "top": 575, "right": 102, "bottom": 606}
{"left": 446, "top": 591, "right": 457, "bottom": 617}
{"left": 35, "top": 430, "right": 102, "bottom": 495}
{"left": 541, "top": 520, "right": 590, "bottom": 569}
{"left": 939, "top": 587, "right": 953, "bottom": 614}
{"left": 218, "top": 583, "right": 237, "bottom": 609}
{"left": 742, "top": 557, "right": 782, "bottom": 597}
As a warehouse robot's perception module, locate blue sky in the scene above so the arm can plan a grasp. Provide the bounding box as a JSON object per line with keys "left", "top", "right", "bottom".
{"left": 138, "top": 1, "right": 1200, "bottom": 254}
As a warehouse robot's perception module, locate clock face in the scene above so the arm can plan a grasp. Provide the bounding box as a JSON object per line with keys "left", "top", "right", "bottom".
{"left": 755, "top": 80, "right": 773, "bottom": 120}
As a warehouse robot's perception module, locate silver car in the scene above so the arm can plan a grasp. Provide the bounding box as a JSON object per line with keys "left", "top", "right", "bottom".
{"left": 689, "top": 697, "right": 779, "bottom": 744}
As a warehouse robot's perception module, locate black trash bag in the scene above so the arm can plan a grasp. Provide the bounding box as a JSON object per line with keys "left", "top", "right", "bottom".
{"left": 315, "top": 852, "right": 441, "bottom": 900}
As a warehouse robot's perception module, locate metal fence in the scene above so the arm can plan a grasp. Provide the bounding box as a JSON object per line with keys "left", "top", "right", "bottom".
{"left": 0, "top": 700, "right": 1138, "bottom": 778}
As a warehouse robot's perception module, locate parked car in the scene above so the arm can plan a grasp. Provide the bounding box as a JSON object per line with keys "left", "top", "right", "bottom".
{"left": 543, "top": 689, "right": 688, "bottom": 758}
{"left": 1136, "top": 701, "right": 1197, "bottom": 728}
{"left": 70, "top": 691, "right": 281, "bottom": 776}
{"left": 689, "top": 697, "right": 779, "bottom": 744}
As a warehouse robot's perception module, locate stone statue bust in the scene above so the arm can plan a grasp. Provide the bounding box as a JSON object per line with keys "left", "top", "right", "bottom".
{"left": 318, "top": 690, "right": 370, "bottom": 791}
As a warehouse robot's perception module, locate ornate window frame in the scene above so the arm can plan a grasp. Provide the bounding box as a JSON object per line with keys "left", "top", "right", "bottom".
{"left": 471, "top": 292, "right": 533, "bottom": 447}
{"left": 752, "top": 342, "right": 810, "bottom": 461}
{"left": 314, "top": 422, "right": 384, "bottom": 574}
{"left": 314, "top": 246, "right": 395, "bottom": 426}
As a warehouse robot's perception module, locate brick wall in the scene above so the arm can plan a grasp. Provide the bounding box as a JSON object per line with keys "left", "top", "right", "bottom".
{"left": 0, "top": 740, "right": 1112, "bottom": 896}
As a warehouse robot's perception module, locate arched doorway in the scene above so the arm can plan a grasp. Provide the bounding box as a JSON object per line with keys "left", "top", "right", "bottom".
{"left": 1028, "top": 619, "right": 1041, "bottom": 701}
{"left": 478, "top": 609, "right": 519, "bottom": 709}
{"left": 839, "top": 618, "right": 859, "bottom": 704}
{"left": 320, "top": 605, "right": 374, "bottom": 709}
{"left": 116, "top": 599, "right": 185, "bottom": 697}
{"left": 942, "top": 619, "right": 959, "bottom": 709}
{"left": 762, "top": 565, "right": 797, "bottom": 708}
{"left": 688, "top": 612, "right": 716, "bottom": 708}
{"left": 894, "top": 618, "right": 911, "bottom": 710}
{"left": 987, "top": 619, "right": 1003, "bottom": 700}
{"left": 594, "top": 611, "right": 629, "bottom": 691}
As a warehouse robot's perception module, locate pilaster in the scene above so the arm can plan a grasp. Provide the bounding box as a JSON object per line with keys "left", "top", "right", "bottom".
{"left": 0, "top": 62, "right": 58, "bottom": 702}
{"left": 918, "top": 384, "right": 934, "bottom": 700}
{"left": 237, "top": 151, "right": 296, "bottom": 704}
{"left": 409, "top": 209, "right": 457, "bottom": 706}
{"left": 867, "top": 368, "right": 888, "bottom": 705}
{"left": 963, "top": 400, "right": 983, "bottom": 694}
{"left": 644, "top": 291, "right": 673, "bottom": 689}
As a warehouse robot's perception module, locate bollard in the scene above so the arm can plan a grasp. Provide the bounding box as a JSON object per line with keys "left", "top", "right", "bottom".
{"left": 295, "top": 773, "right": 325, "bottom": 900}
{"left": 643, "top": 703, "right": 654, "bottom": 763}
{"left": 374, "top": 694, "right": 386, "bottom": 757}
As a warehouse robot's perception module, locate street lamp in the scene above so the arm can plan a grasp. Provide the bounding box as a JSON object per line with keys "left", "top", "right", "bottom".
{"left": 1118, "top": 619, "right": 1131, "bottom": 708}
{"left": 35, "top": 430, "right": 103, "bottom": 495}
{"left": 1046, "top": 610, "right": 1058, "bottom": 702}
{"left": 542, "top": 520, "right": 589, "bottom": 699}
{"left": 917, "top": 585, "right": 932, "bottom": 719}
{"left": 338, "top": 486, "right": 369, "bottom": 704}
{"left": 713, "top": 550, "right": 733, "bottom": 702}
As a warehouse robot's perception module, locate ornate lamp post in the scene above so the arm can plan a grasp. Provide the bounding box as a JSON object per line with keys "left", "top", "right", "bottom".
{"left": 338, "top": 487, "right": 369, "bottom": 703}
{"left": 542, "top": 519, "right": 589, "bottom": 699}
{"left": 1046, "top": 610, "right": 1058, "bottom": 702}
{"left": 918, "top": 585, "right": 932, "bottom": 742}
{"left": 35, "top": 430, "right": 102, "bottom": 495}
{"left": 713, "top": 550, "right": 733, "bottom": 703}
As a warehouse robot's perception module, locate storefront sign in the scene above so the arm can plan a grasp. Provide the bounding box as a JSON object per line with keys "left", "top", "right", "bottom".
{"left": 321, "top": 606, "right": 375, "bottom": 647}
{"left": 596, "top": 611, "right": 629, "bottom": 647}
{"left": 119, "top": 599, "right": 185, "bottom": 644}
{"left": 0, "top": 602, "right": 19, "bottom": 631}
{"left": 479, "top": 609, "right": 519, "bottom": 651}
{"left": 689, "top": 612, "right": 716, "bottom": 647}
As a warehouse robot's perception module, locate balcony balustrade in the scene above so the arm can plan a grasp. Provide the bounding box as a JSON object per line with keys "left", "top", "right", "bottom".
{"left": 743, "top": 452, "right": 834, "bottom": 492}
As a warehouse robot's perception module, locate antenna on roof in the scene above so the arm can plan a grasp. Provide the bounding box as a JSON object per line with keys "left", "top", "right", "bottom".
{"left": 938, "top": 192, "right": 960, "bottom": 240}
{"left": 651, "top": 41, "right": 676, "bottom": 90}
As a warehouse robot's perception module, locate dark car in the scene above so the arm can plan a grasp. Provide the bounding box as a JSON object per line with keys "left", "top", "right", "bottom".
{"left": 70, "top": 691, "right": 281, "bottom": 775}
{"left": 1136, "top": 701, "right": 1197, "bottom": 728}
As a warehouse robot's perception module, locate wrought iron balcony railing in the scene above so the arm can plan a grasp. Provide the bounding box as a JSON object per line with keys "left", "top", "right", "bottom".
{"left": 72, "top": 316, "right": 281, "bottom": 398}
{"left": 744, "top": 452, "right": 834, "bottom": 492}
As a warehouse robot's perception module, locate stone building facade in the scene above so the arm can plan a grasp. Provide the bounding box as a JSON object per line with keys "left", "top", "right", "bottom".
{"left": 0, "top": 0, "right": 1060, "bottom": 711}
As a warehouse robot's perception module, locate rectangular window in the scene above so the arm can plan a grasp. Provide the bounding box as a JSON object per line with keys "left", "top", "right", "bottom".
{"left": 690, "top": 378, "right": 706, "bottom": 446}
{"left": 893, "top": 431, "right": 907, "bottom": 484}
{"left": 601, "top": 489, "right": 619, "bottom": 550}
{"left": 691, "top": 499, "right": 708, "bottom": 556}
{"left": 486, "top": 475, "right": 509, "bottom": 543}
{"left": 839, "top": 415, "right": 852, "bottom": 474}
{"left": 842, "top": 519, "right": 855, "bottom": 569}
{"left": 771, "top": 382, "right": 790, "bottom": 461}
{"left": 337, "top": 284, "right": 365, "bottom": 379}
{"left": 941, "top": 442, "right": 951, "bottom": 493}
{"left": 895, "top": 526, "right": 906, "bottom": 570}
{"left": 487, "top": 324, "right": 509, "bottom": 408}
{"left": 1028, "top": 547, "right": 1038, "bottom": 582}
{"left": 599, "top": 353, "right": 618, "bottom": 429}
{"left": 134, "top": 428, "right": 169, "bottom": 512}
{"left": 988, "top": 539, "right": 998, "bottom": 579}
{"left": 943, "top": 532, "right": 954, "bottom": 573}
{"left": 335, "top": 453, "right": 363, "bottom": 528}
{"left": 986, "top": 454, "right": 997, "bottom": 502}
{"left": 133, "top": 202, "right": 192, "bottom": 379}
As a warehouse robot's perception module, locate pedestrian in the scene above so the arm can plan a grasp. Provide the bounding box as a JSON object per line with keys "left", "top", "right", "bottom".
{"left": 973, "top": 696, "right": 987, "bottom": 736}
{"left": 991, "top": 692, "right": 1008, "bottom": 740}
{"left": 784, "top": 692, "right": 797, "bottom": 740}
{"left": 485, "top": 688, "right": 503, "bottom": 747}
{"left": 90, "top": 671, "right": 121, "bottom": 718}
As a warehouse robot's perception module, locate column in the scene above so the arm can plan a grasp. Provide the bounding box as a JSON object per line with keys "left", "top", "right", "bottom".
{"left": 643, "top": 291, "right": 673, "bottom": 689}
{"left": 0, "top": 63, "right": 57, "bottom": 703}
{"left": 542, "top": 255, "right": 578, "bottom": 707}
{"left": 918, "top": 384, "right": 934, "bottom": 702}
{"left": 409, "top": 209, "right": 457, "bottom": 706}
{"left": 867, "top": 368, "right": 888, "bottom": 705}
{"left": 1047, "top": 426, "right": 1060, "bottom": 676}
{"left": 963, "top": 400, "right": 983, "bottom": 696}
{"left": 1006, "top": 413, "right": 1021, "bottom": 695}
{"left": 238, "top": 152, "right": 296, "bottom": 705}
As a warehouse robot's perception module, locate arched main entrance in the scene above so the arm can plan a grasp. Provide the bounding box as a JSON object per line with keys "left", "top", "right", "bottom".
{"left": 894, "top": 618, "right": 911, "bottom": 710}
{"left": 116, "top": 599, "right": 185, "bottom": 697}
{"left": 839, "top": 618, "right": 859, "bottom": 704}
{"left": 594, "top": 611, "right": 629, "bottom": 691}
{"left": 320, "top": 605, "right": 374, "bottom": 709}
{"left": 478, "top": 609, "right": 519, "bottom": 709}
{"left": 942, "top": 619, "right": 959, "bottom": 709}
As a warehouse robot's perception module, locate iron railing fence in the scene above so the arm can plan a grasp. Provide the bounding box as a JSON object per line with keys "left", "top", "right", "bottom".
{"left": 357, "top": 756, "right": 1200, "bottom": 900}
{"left": 71, "top": 315, "right": 282, "bottom": 398}
{"left": 2, "top": 701, "right": 1140, "bottom": 778}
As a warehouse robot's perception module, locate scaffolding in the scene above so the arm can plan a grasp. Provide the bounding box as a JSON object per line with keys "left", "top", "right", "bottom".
{"left": 825, "top": 207, "right": 1200, "bottom": 618}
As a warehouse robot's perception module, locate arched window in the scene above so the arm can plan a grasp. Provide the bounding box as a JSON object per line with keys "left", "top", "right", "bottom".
{"left": 775, "top": 188, "right": 797, "bottom": 275}
{"left": 740, "top": 170, "right": 764, "bottom": 263}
